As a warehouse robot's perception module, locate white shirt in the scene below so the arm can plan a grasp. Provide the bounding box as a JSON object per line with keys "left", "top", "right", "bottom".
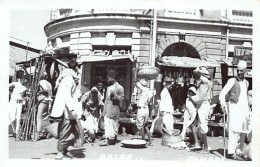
{"left": 9, "top": 82, "right": 27, "bottom": 101}
{"left": 159, "top": 87, "right": 174, "bottom": 114}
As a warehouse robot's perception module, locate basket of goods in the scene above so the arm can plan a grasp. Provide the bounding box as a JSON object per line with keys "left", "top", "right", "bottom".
{"left": 161, "top": 129, "right": 182, "bottom": 146}
{"left": 45, "top": 122, "right": 59, "bottom": 139}
{"left": 136, "top": 66, "right": 160, "bottom": 80}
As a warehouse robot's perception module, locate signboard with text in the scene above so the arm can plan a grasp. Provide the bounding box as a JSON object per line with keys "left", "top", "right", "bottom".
{"left": 232, "top": 46, "right": 252, "bottom": 66}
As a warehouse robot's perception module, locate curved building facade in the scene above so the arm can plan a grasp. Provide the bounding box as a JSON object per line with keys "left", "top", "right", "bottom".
{"left": 44, "top": 9, "right": 253, "bottom": 102}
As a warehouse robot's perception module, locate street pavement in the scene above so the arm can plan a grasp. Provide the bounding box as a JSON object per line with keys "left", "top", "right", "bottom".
{"left": 8, "top": 134, "right": 236, "bottom": 161}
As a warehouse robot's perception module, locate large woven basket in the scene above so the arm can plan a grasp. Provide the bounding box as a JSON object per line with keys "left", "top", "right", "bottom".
{"left": 136, "top": 66, "right": 160, "bottom": 80}
{"left": 161, "top": 129, "right": 182, "bottom": 146}
{"left": 45, "top": 122, "right": 59, "bottom": 139}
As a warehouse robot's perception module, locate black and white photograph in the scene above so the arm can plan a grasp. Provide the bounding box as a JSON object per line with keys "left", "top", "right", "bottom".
{"left": 1, "top": 1, "right": 260, "bottom": 166}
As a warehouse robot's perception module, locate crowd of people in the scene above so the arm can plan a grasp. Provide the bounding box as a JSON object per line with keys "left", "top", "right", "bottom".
{"left": 8, "top": 59, "right": 252, "bottom": 161}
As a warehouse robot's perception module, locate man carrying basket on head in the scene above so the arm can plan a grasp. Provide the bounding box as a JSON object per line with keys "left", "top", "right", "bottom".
{"left": 132, "top": 78, "right": 155, "bottom": 146}
{"left": 188, "top": 66, "right": 213, "bottom": 154}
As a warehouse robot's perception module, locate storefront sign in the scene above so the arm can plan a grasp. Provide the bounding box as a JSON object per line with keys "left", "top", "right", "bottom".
{"left": 232, "top": 46, "right": 252, "bottom": 66}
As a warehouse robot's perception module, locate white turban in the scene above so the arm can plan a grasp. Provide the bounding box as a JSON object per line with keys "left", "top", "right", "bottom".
{"left": 237, "top": 60, "right": 247, "bottom": 69}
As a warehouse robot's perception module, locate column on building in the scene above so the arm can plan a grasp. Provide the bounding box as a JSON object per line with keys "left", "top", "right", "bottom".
{"left": 131, "top": 32, "right": 151, "bottom": 101}
{"left": 199, "top": 36, "right": 226, "bottom": 96}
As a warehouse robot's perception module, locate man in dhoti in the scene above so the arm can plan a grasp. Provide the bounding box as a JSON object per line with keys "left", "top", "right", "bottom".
{"left": 50, "top": 59, "right": 83, "bottom": 160}
{"left": 150, "top": 77, "right": 174, "bottom": 136}
{"left": 134, "top": 78, "right": 155, "bottom": 146}
{"left": 219, "top": 60, "right": 250, "bottom": 161}
{"left": 9, "top": 77, "right": 28, "bottom": 138}
{"left": 100, "top": 70, "right": 124, "bottom": 146}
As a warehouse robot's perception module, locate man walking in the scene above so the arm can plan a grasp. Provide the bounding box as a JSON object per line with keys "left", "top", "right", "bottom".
{"left": 219, "top": 60, "right": 250, "bottom": 160}
{"left": 100, "top": 70, "right": 124, "bottom": 146}
{"left": 50, "top": 59, "right": 82, "bottom": 160}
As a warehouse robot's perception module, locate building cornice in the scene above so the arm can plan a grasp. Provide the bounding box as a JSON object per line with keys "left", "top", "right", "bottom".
{"left": 44, "top": 13, "right": 252, "bottom": 36}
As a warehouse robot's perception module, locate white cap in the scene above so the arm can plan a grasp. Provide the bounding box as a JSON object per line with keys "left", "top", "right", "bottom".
{"left": 237, "top": 60, "right": 247, "bottom": 69}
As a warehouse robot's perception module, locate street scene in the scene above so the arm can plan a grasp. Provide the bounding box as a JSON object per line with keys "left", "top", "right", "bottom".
{"left": 8, "top": 8, "right": 254, "bottom": 163}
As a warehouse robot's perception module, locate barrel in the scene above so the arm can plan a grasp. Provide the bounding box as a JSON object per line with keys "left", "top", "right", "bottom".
{"left": 161, "top": 134, "right": 182, "bottom": 146}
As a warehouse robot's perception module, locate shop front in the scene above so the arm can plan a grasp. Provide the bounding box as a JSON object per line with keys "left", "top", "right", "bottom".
{"left": 78, "top": 52, "right": 135, "bottom": 110}
{"left": 221, "top": 46, "right": 252, "bottom": 90}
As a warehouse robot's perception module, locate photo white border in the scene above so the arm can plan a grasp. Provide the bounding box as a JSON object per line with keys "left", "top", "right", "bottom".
{"left": 1, "top": 0, "right": 260, "bottom": 167}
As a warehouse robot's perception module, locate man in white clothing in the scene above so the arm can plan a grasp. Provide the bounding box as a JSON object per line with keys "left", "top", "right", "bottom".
{"left": 150, "top": 77, "right": 174, "bottom": 136}
{"left": 9, "top": 77, "right": 28, "bottom": 138}
{"left": 219, "top": 60, "right": 250, "bottom": 161}
{"left": 159, "top": 77, "right": 174, "bottom": 134}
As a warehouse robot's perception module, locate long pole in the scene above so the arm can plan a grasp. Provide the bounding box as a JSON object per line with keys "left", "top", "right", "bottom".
{"left": 26, "top": 42, "right": 29, "bottom": 61}
{"left": 150, "top": 9, "right": 157, "bottom": 90}
{"left": 149, "top": 9, "right": 157, "bottom": 118}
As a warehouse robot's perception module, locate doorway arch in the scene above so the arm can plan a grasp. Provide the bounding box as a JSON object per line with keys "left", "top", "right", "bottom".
{"left": 161, "top": 42, "right": 200, "bottom": 59}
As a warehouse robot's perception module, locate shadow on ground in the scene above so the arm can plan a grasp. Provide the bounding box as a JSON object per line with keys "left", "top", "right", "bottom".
{"left": 69, "top": 148, "right": 86, "bottom": 158}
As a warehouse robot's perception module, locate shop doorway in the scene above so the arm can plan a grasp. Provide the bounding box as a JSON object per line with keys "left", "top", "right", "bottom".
{"left": 81, "top": 59, "right": 132, "bottom": 104}
{"left": 155, "top": 42, "right": 201, "bottom": 102}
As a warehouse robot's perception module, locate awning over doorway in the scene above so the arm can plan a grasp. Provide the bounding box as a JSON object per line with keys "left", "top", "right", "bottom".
{"left": 77, "top": 54, "right": 134, "bottom": 64}
{"left": 157, "top": 56, "right": 219, "bottom": 68}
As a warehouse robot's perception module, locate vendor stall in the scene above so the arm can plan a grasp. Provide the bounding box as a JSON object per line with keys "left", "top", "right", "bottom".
{"left": 14, "top": 54, "right": 70, "bottom": 141}
{"left": 156, "top": 56, "right": 219, "bottom": 126}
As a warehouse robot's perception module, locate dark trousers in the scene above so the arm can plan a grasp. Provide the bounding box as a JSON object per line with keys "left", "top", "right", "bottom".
{"left": 57, "top": 117, "right": 79, "bottom": 153}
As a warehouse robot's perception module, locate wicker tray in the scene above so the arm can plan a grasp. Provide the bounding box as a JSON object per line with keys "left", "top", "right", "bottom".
{"left": 121, "top": 139, "right": 147, "bottom": 148}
